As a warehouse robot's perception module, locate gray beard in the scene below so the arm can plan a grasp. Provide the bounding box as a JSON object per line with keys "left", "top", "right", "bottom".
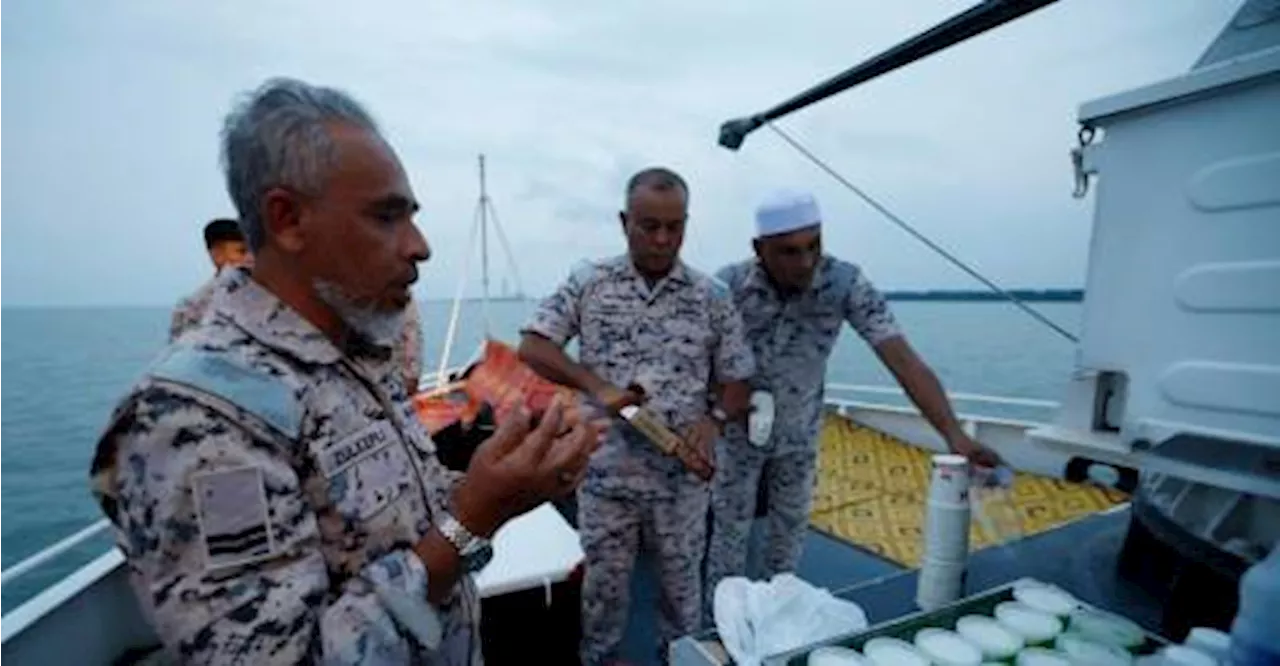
{"left": 313, "top": 279, "right": 406, "bottom": 347}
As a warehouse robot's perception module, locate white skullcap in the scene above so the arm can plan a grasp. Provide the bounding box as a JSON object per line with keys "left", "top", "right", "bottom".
{"left": 754, "top": 189, "right": 821, "bottom": 239}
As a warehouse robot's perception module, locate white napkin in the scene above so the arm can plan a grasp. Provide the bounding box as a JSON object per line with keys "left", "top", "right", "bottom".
{"left": 714, "top": 574, "right": 869, "bottom": 666}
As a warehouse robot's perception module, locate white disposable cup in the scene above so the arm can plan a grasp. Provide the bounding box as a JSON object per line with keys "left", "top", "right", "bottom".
{"left": 920, "top": 554, "right": 968, "bottom": 572}
{"left": 747, "top": 390, "right": 774, "bottom": 448}
{"left": 929, "top": 454, "right": 971, "bottom": 505}
{"left": 916, "top": 589, "right": 961, "bottom": 611}
{"left": 918, "top": 557, "right": 966, "bottom": 587}
{"left": 917, "top": 556, "right": 966, "bottom": 607}
{"left": 923, "top": 502, "right": 971, "bottom": 559}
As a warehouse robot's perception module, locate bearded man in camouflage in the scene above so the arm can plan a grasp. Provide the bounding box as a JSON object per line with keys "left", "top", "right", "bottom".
{"left": 90, "top": 77, "right": 603, "bottom": 665}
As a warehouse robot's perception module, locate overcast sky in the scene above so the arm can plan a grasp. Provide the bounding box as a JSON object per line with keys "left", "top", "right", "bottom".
{"left": 2, "top": 0, "right": 1241, "bottom": 306}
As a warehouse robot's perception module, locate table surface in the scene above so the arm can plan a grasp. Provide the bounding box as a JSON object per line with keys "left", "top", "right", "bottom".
{"left": 673, "top": 505, "right": 1172, "bottom": 666}
{"left": 472, "top": 502, "right": 584, "bottom": 598}
{"left": 830, "top": 505, "right": 1166, "bottom": 633}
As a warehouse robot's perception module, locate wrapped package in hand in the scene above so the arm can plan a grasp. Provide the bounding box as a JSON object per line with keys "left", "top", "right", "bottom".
{"left": 413, "top": 339, "right": 713, "bottom": 479}
{"left": 412, "top": 340, "right": 581, "bottom": 436}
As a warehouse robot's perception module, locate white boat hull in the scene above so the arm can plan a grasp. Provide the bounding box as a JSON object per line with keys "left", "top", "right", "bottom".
{"left": 1, "top": 550, "right": 154, "bottom": 665}
{"left": 0, "top": 389, "right": 1107, "bottom": 665}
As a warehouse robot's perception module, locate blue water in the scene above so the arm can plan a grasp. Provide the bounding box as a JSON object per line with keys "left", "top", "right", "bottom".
{"left": 0, "top": 299, "right": 1080, "bottom": 610}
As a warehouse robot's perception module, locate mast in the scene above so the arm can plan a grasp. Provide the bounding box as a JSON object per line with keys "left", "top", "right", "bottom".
{"left": 478, "top": 154, "right": 491, "bottom": 336}
{"left": 436, "top": 153, "right": 526, "bottom": 385}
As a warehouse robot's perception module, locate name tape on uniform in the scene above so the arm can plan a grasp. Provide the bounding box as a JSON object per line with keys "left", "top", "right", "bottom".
{"left": 318, "top": 420, "right": 398, "bottom": 478}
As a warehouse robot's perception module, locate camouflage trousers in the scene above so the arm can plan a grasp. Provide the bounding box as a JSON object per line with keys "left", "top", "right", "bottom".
{"left": 705, "top": 432, "right": 818, "bottom": 619}
{"left": 578, "top": 486, "right": 710, "bottom": 666}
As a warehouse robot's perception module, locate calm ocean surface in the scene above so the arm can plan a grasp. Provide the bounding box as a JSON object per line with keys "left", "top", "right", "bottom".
{"left": 0, "top": 299, "right": 1080, "bottom": 610}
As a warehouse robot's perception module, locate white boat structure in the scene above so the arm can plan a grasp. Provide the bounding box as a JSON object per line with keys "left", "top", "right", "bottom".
{"left": 3, "top": 1, "right": 1278, "bottom": 664}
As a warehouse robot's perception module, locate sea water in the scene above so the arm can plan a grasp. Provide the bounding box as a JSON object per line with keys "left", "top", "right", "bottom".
{"left": 1, "top": 299, "right": 1080, "bottom": 610}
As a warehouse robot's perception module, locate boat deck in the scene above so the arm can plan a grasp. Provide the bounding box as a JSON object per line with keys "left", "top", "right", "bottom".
{"left": 619, "top": 412, "right": 1132, "bottom": 664}
{"left": 0, "top": 412, "right": 1135, "bottom": 666}
{"left": 811, "top": 413, "right": 1128, "bottom": 567}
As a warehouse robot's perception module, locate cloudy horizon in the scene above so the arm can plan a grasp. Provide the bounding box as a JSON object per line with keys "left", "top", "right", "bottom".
{"left": 2, "top": 0, "right": 1242, "bottom": 307}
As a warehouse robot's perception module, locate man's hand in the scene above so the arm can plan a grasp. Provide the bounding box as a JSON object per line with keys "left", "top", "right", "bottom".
{"left": 719, "top": 381, "right": 752, "bottom": 423}
{"left": 592, "top": 383, "right": 646, "bottom": 416}
{"left": 451, "top": 395, "right": 607, "bottom": 537}
{"left": 948, "top": 432, "right": 1002, "bottom": 469}
{"left": 682, "top": 416, "right": 720, "bottom": 468}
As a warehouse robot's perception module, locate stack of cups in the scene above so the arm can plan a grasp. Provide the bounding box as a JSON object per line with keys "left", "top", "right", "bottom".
{"left": 916, "top": 454, "right": 972, "bottom": 611}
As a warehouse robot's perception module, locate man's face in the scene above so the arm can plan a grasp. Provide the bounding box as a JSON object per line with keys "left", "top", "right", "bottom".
{"left": 620, "top": 185, "right": 687, "bottom": 278}
{"left": 268, "top": 122, "right": 430, "bottom": 341}
{"left": 754, "top": 225, "right": 822, "bottom": 293}
{"left": 210, "top": 240, "right": 251, "bottom": 270}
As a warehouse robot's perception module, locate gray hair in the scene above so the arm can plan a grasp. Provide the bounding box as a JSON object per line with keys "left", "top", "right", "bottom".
{"left": 625, "top": 166, "right": 689, "bottom": 203}
{"left": 220, "top": 77, "right": 381, "bottom": 250}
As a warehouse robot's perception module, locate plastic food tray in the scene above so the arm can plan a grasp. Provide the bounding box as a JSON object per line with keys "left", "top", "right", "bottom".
{"left": 760, "top": 577, "right": 1171, "bottom": 666}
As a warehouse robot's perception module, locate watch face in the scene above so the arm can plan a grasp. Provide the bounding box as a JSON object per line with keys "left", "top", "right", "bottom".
{"left": 465, "top": 543, "right": 495, "bottom": 573}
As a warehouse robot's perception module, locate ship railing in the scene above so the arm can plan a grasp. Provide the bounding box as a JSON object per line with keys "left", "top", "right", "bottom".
{"left": 0, "top": 520, "right": 114, "bottom": 590}
{"left": 0, "top": 381, "right": 1058, "bottom": 606}
{"left": 825, "top": 382, "right": 1059, "bottom": 437}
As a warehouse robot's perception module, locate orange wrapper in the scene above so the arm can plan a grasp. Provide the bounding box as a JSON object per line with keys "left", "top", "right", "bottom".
{"left": 412, "top": 340, "right": 575, "bottom": 434}
{"left": 411, "top": 339, "right": 714, "bottom": 480}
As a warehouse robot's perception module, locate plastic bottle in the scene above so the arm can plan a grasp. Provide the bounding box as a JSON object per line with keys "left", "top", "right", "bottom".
{"left": 747, "top": 390, "right": 774, "bottom": 448}
{"left": 1229, "top": 541, "right": 1280, "bottom": 665}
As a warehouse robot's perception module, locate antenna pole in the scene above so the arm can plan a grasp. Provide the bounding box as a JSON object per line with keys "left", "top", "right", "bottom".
{"left": 717, "top": 0, "right": 1057, "bottom": 150}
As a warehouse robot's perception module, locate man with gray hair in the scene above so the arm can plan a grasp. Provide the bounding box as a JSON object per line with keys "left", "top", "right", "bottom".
{"left": 90, "top": 77, "right": 604, "bottom": 665}
{"left": 519, "top": 167, "right": 755, "bottom": 665}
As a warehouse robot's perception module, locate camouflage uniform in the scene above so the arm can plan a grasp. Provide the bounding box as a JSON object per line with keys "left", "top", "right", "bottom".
{"left": 394, "top": 296, "right": 424, "bottom": 392}
{"left": 169, "top": 274, "right": 220, "bottom": 342}
{"left": 707, "top": 257, "right": 901, "bottom": 598}
{"left": 91, "top": 267, "right": 479, "bottom": 666}
{"left": 524, "top": 255, "right": 755, "bottom": 665}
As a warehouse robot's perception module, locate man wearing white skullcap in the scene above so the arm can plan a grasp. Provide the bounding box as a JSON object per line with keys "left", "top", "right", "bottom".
{"left": 752, "top": 189, "right": 823, "bottom": 239}
{"left": 705, "top": 189, "right": 1000, "bottom": 607}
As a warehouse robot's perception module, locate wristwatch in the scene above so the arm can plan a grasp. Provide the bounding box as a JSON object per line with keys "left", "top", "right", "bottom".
{"left": 437, "top": 513, "right": 494, "bottom": 573}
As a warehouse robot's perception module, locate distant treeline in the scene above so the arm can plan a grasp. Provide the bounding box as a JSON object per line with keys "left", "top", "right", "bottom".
{"left": 883, "top": 289, "right": 1084, "bottom": 302}
{"left": 431, "top": 289, "right": 1085, "bottom": 304}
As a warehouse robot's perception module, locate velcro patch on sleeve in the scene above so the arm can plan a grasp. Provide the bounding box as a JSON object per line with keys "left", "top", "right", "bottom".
{"left": 193, "top": 466, "right": 276, "bottom": 570}
{"left": 316, "top": 421, "right": 398, "bottom": 478}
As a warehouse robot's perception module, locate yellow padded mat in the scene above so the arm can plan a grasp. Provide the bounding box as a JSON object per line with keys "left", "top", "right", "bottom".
{"left": 809, "top": 413, "right": 1129, "bottom": 567}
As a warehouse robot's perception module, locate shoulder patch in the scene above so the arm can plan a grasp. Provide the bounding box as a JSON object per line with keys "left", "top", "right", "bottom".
{"left": 193, "top": 465, "right": 276, "bottom": 570}
{"left": 148, "top": 346, "right": 302, "bottom": 440}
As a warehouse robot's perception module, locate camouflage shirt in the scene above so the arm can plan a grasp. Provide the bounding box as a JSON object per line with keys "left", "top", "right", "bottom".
{"left": 524, "top": 256, "right": 756, "bottom": 500}
{"left": 394, "top": 297, "right": 424, "bottom": 393}
{"left": 91, "top": 267, "right": 477, "bottom": 666}
{"left": 169, "top": 275, "right": 220, "bottom": 342}
{"left": 715, "top": 256, "right": 902, "bottom": 452}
